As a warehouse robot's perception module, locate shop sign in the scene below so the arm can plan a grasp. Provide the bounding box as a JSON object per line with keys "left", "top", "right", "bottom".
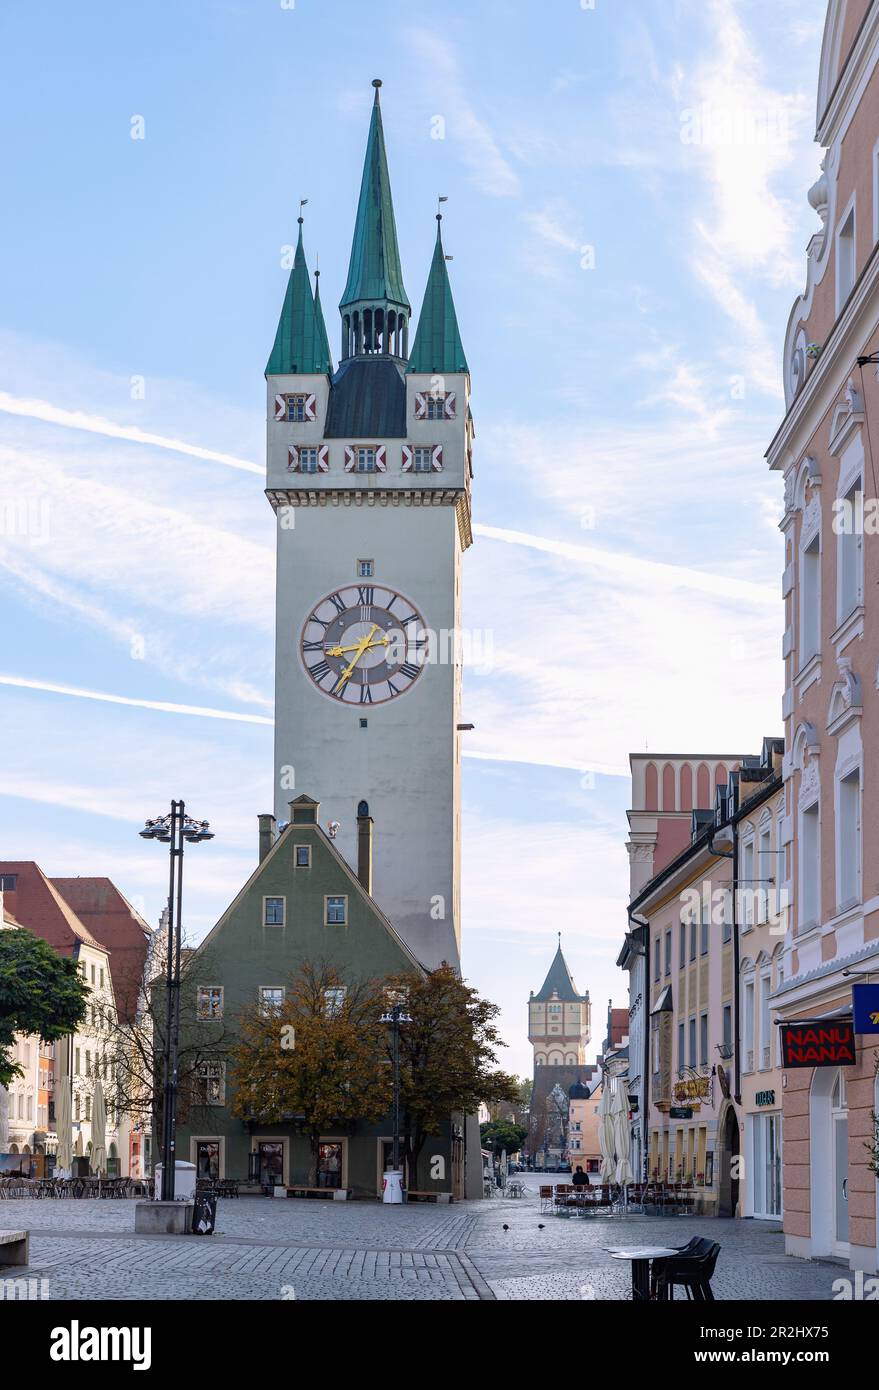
{"left": 755, "top": 1090, "right": 775, "bottom": 1107}
{"left": 780, "top": 1020, "right": 856, "bottom": 1068}
{"left": 853, "top": 984, "right": 879, "bottom": 1034}
{"left": 669, "top": 1106, "right": 693, "bottom": 1120}
{"left": 673, "top": 1076, "right": 711, "bottom": 1103}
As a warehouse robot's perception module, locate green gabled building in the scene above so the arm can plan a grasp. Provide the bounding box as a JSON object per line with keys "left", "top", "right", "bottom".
{"left": 175, "top": 797, "right": 470, "bottom": 1198}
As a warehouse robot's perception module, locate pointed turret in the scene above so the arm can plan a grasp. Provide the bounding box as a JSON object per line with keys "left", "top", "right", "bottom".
{"left": 313, "top": 267, "right": 333, "bottom": 378}
{"left": 339, "top": 80, "right": 411, "bottom": 361}
{"left": 266, "top": 216, "right": 331, "bottom": 376}
{"left": 408, "top": 214, "right": 469, "bottom": 375}
{"left": 534, "top": 938, "right": 587, "bottom": 1003}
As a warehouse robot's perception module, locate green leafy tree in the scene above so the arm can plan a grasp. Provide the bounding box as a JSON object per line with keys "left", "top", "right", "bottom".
{"left": 481, "top": 1119, "right": 529, "bottom": 1156}
{"left": 0, "top": 929, "right": 89, "bottom": 1087}
{"left": 387, "top": 964, "right": 519, "bottom": 1185}
{"left": 230, "top": 961, "right": 391, "bottom": 1187}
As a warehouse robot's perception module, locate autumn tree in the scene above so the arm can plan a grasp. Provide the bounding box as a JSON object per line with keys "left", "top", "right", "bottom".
{"left": 387, "top": 965, "right": 519, "bottom": 1186}
{"left": 230, "top": 961, "right": 391, "bottom": 1186}
{"left": 0, "top": 929, "right": 89, "bottom": 1087}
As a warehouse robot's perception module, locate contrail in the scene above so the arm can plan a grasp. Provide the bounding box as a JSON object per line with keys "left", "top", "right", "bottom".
{"left": 473, "top": 523, "right": 775, "bottom": 606}
{"left": 0, "top": 392, "right": 263, "bottom": 475}
{"left": 0, "top": 674, "right": 273, "bottom": 725}
{"left": 0, "top": 674, "right": 626, "bottom": 775}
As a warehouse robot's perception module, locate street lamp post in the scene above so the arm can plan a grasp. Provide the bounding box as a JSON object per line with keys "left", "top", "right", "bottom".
{"left": 140, "top": 801, "right": 214, "bottom": 1201}
{"left": 380, "top": 1001, "right": 411, "bottom": 1176}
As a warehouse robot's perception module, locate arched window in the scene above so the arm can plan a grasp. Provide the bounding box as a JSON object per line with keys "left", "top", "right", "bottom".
{"left": 662, "top": 763, "right": 676, "bottom": 811}
{"left": 680, "top": 764, "right": 693, "bottom": 811}
{"left": 645, "top": 763, "right": 658, "bottom": 811}
{"left": 697, "top": 763, "right": 711, "bottom": 807}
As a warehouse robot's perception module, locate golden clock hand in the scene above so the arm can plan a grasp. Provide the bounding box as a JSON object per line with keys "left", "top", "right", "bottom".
{"left": 325, "top": 634, "right": 390, "bottom": 658}
{"left": 336, "top": 624, "right": 380, "bottom": 689}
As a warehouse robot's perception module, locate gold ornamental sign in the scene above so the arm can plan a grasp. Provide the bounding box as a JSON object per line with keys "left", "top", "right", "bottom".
{"left": 673, "top": 1076, "right": 711, "bottom": 1103}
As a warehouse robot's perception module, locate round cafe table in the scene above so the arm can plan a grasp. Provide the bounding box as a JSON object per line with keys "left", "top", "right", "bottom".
{"left": 606, "top": 1246, "right": 678, "bottom": 1301}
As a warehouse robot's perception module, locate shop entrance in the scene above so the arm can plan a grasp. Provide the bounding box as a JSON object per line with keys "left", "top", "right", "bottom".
{"left": 718, "top": 1106, "right": 740, "bottom": 1217}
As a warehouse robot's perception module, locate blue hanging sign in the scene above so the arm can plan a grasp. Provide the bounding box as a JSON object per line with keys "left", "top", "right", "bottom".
{"left": 853, "top": 983, "right": 879, "bottom": 1034}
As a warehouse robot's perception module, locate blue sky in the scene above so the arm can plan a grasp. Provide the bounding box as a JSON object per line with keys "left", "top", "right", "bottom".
{"left": 0, "top": 0, "right": 826, "bottom": 1074}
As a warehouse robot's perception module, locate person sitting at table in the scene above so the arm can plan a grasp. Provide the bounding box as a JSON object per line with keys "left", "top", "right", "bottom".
{"left": 572, "top": 1165, "right": 589, "bottom": 1188}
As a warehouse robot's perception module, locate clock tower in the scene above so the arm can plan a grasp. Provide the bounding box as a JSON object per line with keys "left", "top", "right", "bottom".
{"left": 265, "top": 81, "right": 473, "bottom": 970}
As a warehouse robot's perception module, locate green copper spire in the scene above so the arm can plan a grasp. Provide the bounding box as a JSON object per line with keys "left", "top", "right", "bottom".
{"left": 339, "top": 81, "right": 410, "bottom": 360}
{"left": 313, "top": 267, "right": 332, "bottom": 376}
{"left": 266, "top": 216, "right": 331, "bottom": 376}
{"left": 407, "top": 214, "right": 469, "bottom": 375}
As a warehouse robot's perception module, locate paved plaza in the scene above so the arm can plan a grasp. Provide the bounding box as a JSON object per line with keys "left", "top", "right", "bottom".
{"left": 0, "top": 1181, "right": 846, "bottom": 1301}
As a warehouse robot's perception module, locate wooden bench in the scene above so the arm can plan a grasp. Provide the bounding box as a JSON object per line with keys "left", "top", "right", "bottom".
{"left": 405, "top": 1190, "right": 452, "bottom": 1204}
{"left": 0, "top": 1231, "right": 29, "bottom": 1267}
{"left": 285, "top": 1186, "right": 349, "bottom": 1201}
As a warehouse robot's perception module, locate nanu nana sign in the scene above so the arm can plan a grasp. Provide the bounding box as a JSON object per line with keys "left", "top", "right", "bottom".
{"left": 780, "top": 1021, "right": 856, "bottom": 1068}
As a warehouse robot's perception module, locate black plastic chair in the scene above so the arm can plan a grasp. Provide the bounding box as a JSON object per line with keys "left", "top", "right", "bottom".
{"left": 654, "top": 1240, "right": 720, "bottom": 1300}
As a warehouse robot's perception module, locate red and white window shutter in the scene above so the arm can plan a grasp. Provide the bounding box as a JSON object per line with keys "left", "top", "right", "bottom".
{"left": 401, "top": 445, "right": 413, "bottom": 473}
{"left": 375, "top": 446, "right": 387, "bottom": 472}
{"left": 274, "top": 394, "right": 286, "bottom": 421}
{"left": 443, "top": 393, "right": 456, "bottom": 419}
{"left": 431, "top": 445, "right": 443, "bottom": 472}
{"left": 318, "top": 445, "right": 329, "bottom": 473}
{"left": 414, "top": 392, "right": 427, "bottom": 420}
{"left": 287, "top": 446, "right": 299, "bottom": 471}
{"left": 344, "top": 446, "right": 355, "bottom": 472}
{"left": 304, "top": 393, "right": 317, "bottom": 422}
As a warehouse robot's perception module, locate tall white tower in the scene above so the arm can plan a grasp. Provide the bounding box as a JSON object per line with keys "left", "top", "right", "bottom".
{"left": 265, "top": 81, "right": 474, "bottom": 970}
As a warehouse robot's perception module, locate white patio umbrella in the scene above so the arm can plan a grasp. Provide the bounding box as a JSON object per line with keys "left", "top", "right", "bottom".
{"left": 597, "top": 1083, "right": 615, "bottom": 1182}
{"left": 91, "top": 1078, "right": 107, "bottom": 1178}
{"left": 611, "top": 1081, "right": 634, "bottom": 1194}
{"left": 55, "top": 1040, "right": 73, "bottom": 1176}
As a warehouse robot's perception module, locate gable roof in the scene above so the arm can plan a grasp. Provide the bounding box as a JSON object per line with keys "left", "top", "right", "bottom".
{"left": 188, "top": 808, "right": 426, "bottom": 977}
{"left": 52, "top": 878, "right": 152, "bottom": 1025}
{"left": 0, "top": 862, "right": 106, "bottom": 957}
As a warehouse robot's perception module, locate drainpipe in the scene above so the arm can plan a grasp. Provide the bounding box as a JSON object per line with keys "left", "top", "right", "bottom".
{"left": 708, "top": 825, "right": 739, "bottom": 1105}
{"left": 628, "top": 911, "right": 650, "bottom": 1180}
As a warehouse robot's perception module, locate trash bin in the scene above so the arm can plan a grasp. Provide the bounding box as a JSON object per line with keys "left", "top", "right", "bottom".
{"left": 382, "top": 1170, "right": 404, "bottom": 1204}
{"left": 191, "top": 1192, "right": 218, "bottom": 1235}
{"left": 154, "top": 1161, "right": 197, "bottom": 1201}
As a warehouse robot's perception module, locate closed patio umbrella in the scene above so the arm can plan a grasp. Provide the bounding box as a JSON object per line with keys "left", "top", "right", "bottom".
{"left": 598, "top": 1083, "right": 615, "bottom": 1182}
{"left": 611, "top": 1081, "right": 634, "bottom": 1191}
{"left": 55, "top": 1040, "right": 73, "bottom": 1176}
{"left": 91, "top": 1078, "right": 107, "bottom": 1177}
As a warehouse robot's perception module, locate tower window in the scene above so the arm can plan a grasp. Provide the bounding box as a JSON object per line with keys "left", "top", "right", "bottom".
{"left": 358, "top": 559, "right": 375, "bottom": 578}
{"left": 360, "top": 718, "right": 368, "bottom": 729}
{"left": 356, "top": 447, "right": 376, "bottom": 472}
{"left": 285, "top": 394, "right": 307, "bottom": 422}
{"left": 299, "top": 448, "right": 319, "bottom": 473}
{"left": 426, "top": 396, "right": 445, "bottom": 420}
{"left": 413, "top": 447, "right": 433, "bottom": 473}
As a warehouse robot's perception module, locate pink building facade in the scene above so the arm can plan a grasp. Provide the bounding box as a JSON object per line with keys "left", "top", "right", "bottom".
{"left": 767, "top": 0, "right": 879, "bottom": 1271}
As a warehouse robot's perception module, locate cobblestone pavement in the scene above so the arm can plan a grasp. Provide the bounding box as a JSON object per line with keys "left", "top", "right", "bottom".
{"left": 0, "top": 1184, "right": 846, "bottom": 1301}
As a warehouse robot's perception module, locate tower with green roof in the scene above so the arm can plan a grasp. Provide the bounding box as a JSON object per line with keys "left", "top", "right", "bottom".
{"left": 264, "top": 81, "right": 474, "bottom": 973}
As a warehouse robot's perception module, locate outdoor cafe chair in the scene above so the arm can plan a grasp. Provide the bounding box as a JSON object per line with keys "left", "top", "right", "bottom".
{"left": 652, "top": 1239, "right": 721, "bottom": 1300}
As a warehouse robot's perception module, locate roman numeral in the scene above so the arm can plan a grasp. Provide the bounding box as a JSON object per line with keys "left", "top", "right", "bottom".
{"left": 327, "top": 592, "right": 346, "bottom": 614}
{"left": 302, "top": 641, "right": 324, "bottom": 653}
{"left": 386, "top": 679, "right": 400, "bottom": 697}
{"left": 308, "top": 614, "right": 329, "bottom": 630}
{"left": 308, "top": 660, "right": 331, "bottom": 682}
{"left": 357, "top": 586, "right": 375, "bottom": 606}
{"left": 400, "top": 663, "right": 420, "bottom": 681}
{"left": 359, "top": 685, "right": 373, "bottom": 704}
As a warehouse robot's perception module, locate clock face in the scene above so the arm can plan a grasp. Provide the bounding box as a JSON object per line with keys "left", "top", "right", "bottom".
{"left": 300, "top": 584, "right": 427, "bottom": 705}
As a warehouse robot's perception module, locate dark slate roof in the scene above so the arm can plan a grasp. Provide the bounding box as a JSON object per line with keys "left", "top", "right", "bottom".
{"left": 533, "top": 943, "right": 586, "bottom": 1003}
{"left": 325, "top": 357, "right": 407, "bottom": 438}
